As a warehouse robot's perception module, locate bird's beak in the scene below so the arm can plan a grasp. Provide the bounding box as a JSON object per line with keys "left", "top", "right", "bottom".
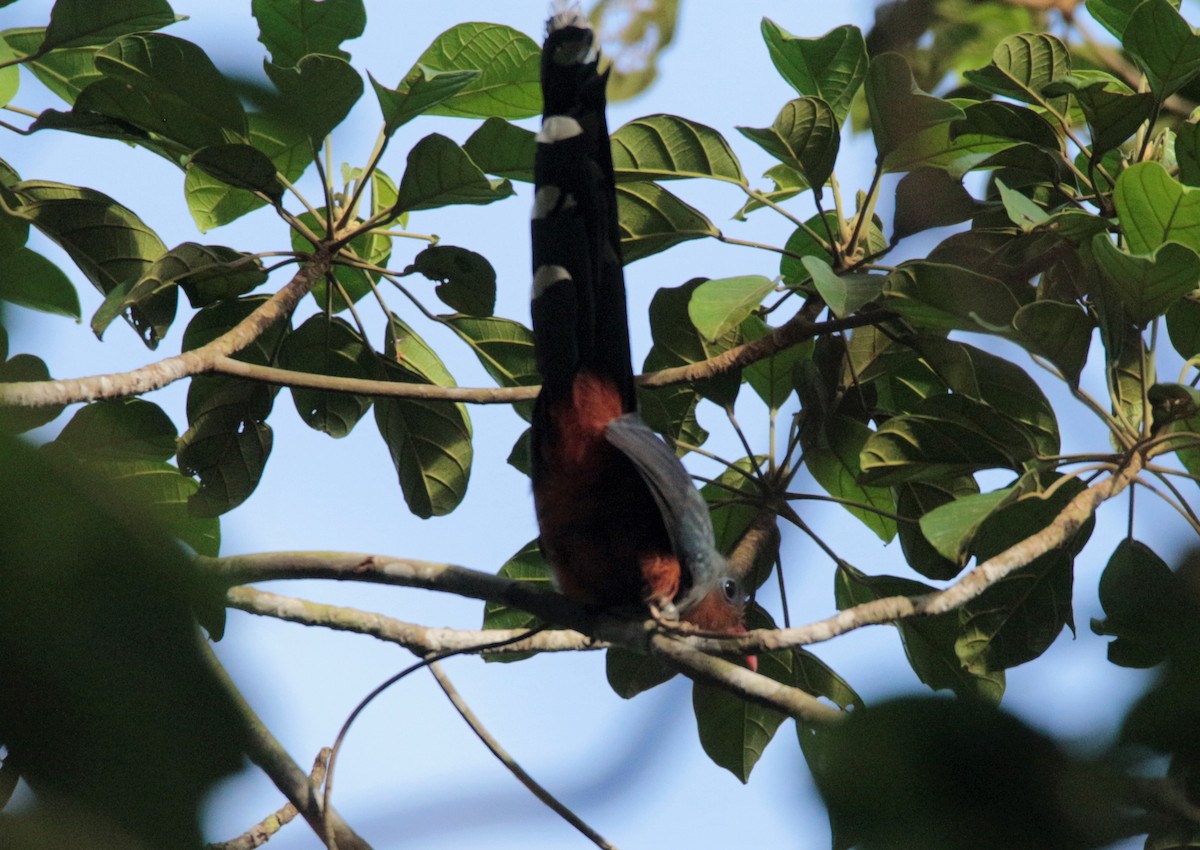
{"left": 730, "top": 623, "right": 757, "bottom": 673}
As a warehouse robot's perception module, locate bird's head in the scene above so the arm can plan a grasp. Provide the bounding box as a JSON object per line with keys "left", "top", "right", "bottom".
{"left": 678, "top": 554, "right": 756, "bottom": 672}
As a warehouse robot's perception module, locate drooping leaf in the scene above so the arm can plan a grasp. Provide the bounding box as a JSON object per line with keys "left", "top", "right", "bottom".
{"left": 893, "top": 168, "right": 982, "bottom": 240}
{"left": 462, "top": 117, "right": 537, "bottom": 182}
{"left": 277, "top": 314, "right": 374, "bottom": 438}
{"left": 615, "top": 181, "right": 718, "bottom": 262}
{"left": 251, "top": 0, "right": 365, "bottom": 67}
{"left": 443, "top": 314, "right": 538, "bottom": 420}
{"left": 1011, "top": 301, "right": 1093, "bottom": 387}
{"left": 51, "top": 398, "right": 177, "bottom": 462}
{"left": 264, "top": 53, "right": 362, "bottom": 150}
{"left": 402, "top": 22, "right": 540, "bottom": 119}
{"left": 882, "top": 262, "right": 1029, "bottom": 335}
{"left": 807, "top": 414, "right": 898, "bottom": 541}
{"left": 611, "top": 114, "right": 745, "bottom": 183}
{"left": 188, "top": 144, "right": 283, "bottom": 203}
{"left": 1092, "top": 538, "right": 1182, "bottom": 668}
{"left": 1123, "top": 0, "right": 1200, "bottom": 100}
{"left": 760, "top": 20, "right": 867, "bottom": 124}
{"left": 865, "top": 52, "right": 965, "bottom": 173}
{"left": 919, "top": 487, "right": 1014, "bottom": 569}
{"left": 1043, "top": 75, "right": 1156, "bottom": 157}
{"left": 897, "top": 477, "right": 981, "bottom": 580}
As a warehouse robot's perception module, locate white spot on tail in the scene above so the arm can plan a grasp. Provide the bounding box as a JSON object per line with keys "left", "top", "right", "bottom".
{"left": 532, "top": 264, "right": 572, "bottom": 299}
{"left": 547, "top": 1, "right": 590, "bottom": 35}
{"left": 532, "top": 186, "right": 560, "bottom": 220}
{"left": 537, "top": 115, "right": 584, "bottom": 143}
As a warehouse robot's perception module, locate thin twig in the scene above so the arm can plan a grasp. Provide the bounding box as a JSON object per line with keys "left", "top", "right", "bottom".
{"left": 207, "top": 750, "right": 331, "bottom": 850}
{"left": 429, "top": 663, "right": 619, "bottom": 850}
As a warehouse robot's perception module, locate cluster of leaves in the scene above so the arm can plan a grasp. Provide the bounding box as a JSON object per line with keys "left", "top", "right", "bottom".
{"left": 2, "top": 0, "right": 1200, "bottom": 846}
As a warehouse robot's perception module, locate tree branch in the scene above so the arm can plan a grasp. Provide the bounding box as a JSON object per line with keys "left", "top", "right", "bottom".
{"left": 207, "top": 749, "right": 331, "bottom": 850}
{"left": 0, "top": 250, "right": 332, "bottom": 408}
{"left": 200, "top": 642, "right": 373, "bottom": 850}
{"left": 227, "top": 585, "right": 598, "bottom": 655}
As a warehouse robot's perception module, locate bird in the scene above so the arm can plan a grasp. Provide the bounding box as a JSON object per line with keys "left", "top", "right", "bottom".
{"left": 529, "top": 3, "right": 754, "bottom": 667}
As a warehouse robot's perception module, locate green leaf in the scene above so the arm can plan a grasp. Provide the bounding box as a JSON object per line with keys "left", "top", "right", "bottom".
{"left": 0, "top": 437, "right": 244, "bottom": 850}
{"left": 188, "top": 144, "right": 283, "bottom": 203}
{"left": 1090, "top": 235, "right": 1200, "bottom": 328}
{"left": 374, "top": 368, "right": 473, "bottom": 519}
{"left": 735, "top": 163, "right": 806, "bottom": 219}
{"left": 897, "top": 477, "right": 981, "bottom": 580}
{"left": 0, "top": 247, "right": 80, "bottom": 318}
{"left": 693, "top": 605, "right": 788, "bottom": 781}
{"left": 996, "top": 178, "right": 1048, "bottom": 231}
{"left": 402, "top": 22, "right": 540, "bottom": 119}
{"left": 615, "top": 181, "right": 718, "bottom": 262}
{"left": 919, "top": 487, "right": 1013, "bottom": 567}
{"left": 370, "top": 65, "right": 480, "bottom": 136}
{"left": 836, "top": 565, "right": 1004, "bottom": 700}
{"left": 264, "top": 53, "right": 361, "bottom": 150}
{"left": 0, "top": 354, "right": 65, "bottom": 434}
{"left": 1044, "top": 74, "right": 1156, "bottom": 157}
{"left": 865, "top": 53, "right": 965, "bottom": 173}
{"left": 481, "top": 539, "right": 551, "bottom": 657}
{"left": 404, "top": 245, "right": 496, "bottom": 317}
{"left": 2, "top": 28, "right": 100, "bottom": 104}
{"left": 737, "top": 97, "right": 839, "bottom": 190}
{"left": 1011, "top": 300, "right": 1093, "bottom": 388}
{"left": 91, "top": 33, "right": 248, "bottom": 151}
{"left": 802, "top": 256, "right": 883, "bottom": 319}
{"left": 1124, "top": 0, "right": 1200, "bottom": 100}
{"left": 611, "top": 114, "right": 745, "bottom": 183}
{"left": 647, "top": 278, "right": 742, "bottom": 408}
{"left": 251, "top": 0, "right": 365, "bottom": 68}
{"left": 443, "top": 314, "right": 538, "bottom": 420}
{"left": 462, "top": 117, "right": 536, "bottom": 182}
{"left": 893, "top": 168, "right": 982, "bottom": 240}
{"left": 807, "top": 414, "right": 898, "bottom": 541}
{"left": 8, "top": 180, "right": 170, "bottom": 347}
{"left": 50, "top": 398, "right": 177, "bottom": 462}
{"left": 1085, "top": 0, "right": 1146, "bottom": 39}
{"left": 687, "top": 275, "right": 774, "bottom": 341}
{"left": 1167, "top": 296, "right": 1200, "bottom": 360}
{"left": 277, "top": 315, "right": 374, "bottom": 438}
{"left": 384, "top": 313, "right": 457, "bottom": 389}
{"left": 41, "top": 0, "right": 178, "bottom": 51}
{"left": 962, "top": 33, "right": 1071, "bottom": 112}
{"left": 0, "top": 38, "right": 17, "bottom": 108}
{"left": 699, "top": 459, "right": 778, "bottom": 591}
{"left": 606, "top": 647, "right": 676, "bottom": 696}
{"left": 760, "top": 20, "right": 867, "bottom": 124}
{"left": 882, "top": 262, "right": 1028, "bottom": 334}
{"left": 1176, "top": 121, "right": 1200, "bottom": 187}
{"left": 1092, "top": 538, "right": 1181, "bottom": 667}
{"left": 395, "top": 133, "right": 514, "bottom": 213}
{"left": 1114, "top": 161, "right": 1200, "bottom": 255}
{"left": 741, "top": 314, "right": 811, "bottom": 412}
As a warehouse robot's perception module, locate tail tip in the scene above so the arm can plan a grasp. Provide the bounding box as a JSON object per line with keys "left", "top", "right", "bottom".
{"left": 547, "top": 1, "right": 590, "bottom": 36}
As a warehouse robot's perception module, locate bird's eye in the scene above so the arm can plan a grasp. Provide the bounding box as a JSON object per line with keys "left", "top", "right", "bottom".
{"left": 722, "top": 578, "right": 740, "bottom": 602}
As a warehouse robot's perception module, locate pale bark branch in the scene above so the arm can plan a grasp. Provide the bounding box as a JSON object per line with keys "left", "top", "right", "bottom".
{"left": 0, "top": 250, "right": 331, "bottom": 408}
{"left": 227, "top": 585, "right": 598, "bottom": 654}
{"left": 429, "top": 663, "right": 619, "bottom": 850}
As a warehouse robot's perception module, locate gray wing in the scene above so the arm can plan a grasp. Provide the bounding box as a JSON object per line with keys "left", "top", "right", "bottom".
{"left": 604, "top": 413, "right": 726, "bottom": 609}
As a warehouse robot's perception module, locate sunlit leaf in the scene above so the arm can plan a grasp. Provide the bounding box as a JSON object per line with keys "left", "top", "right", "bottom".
{"left": 615, "top": 181, "right": 718, "bottom": 262}
{"left": 612, "top": 114, "right": 745, "bottom": 183}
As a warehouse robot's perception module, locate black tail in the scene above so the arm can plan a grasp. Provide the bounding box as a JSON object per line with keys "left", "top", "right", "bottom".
{"left": 530, "top": 6, "right": 635, "bottom": 412}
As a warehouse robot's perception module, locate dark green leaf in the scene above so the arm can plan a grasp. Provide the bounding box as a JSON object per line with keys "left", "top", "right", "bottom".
{"left": 802, "top": 256, "right": 883, "bottom": 318}
{"left": 462, "top": 117, "right": 536, "bottom": 182}
{"left": 177, "top": 393, "right": 273, "bottom": 517}
{"left": 404, "top": 245, "right": 496, "bottom": 317}
{"left": 646, "top": 277, "right": 741, "bottom": 407}
{"left": 919, "top": 487, "right": 1013, "bottom": 569}
{"left": 1090, "top": 235, "right": 1200, "bottom": 328}
{"left": 1011, "top": 301, "right": 1093, "bottom": 387}
{"left": 482, "top": 539, "right": 550, "bottom": 650}
{"left": 41, "top": 0, "right": 177, "bottom": 51}
{"left": 51, "top": 398, "right": 177, "bottom": 462}
{"left": 188, "top": 144, "right": 283, "bottom": 203}
{"left": 737, "top": 97, "right": 839, "bottom": 189}
{"left": 865, "top": 52, "right": 965, "bottom": 173}
{"left": 962, "top": 33, "right": 1071, "bottom": 111}
{"left": 264, "top": 53, "right": 362, "bottom": 149}
{"left": 741, "top": 314, "right": 811, "bottom": 411}
{"left": 1176, "top": 121, "right": 1200, "bottom": 187}
{"left": 0, "top": 354, "right": 64, "bottom": 434}
{"left": 89, "top": 33, "right": 247, "bottom": 151}
{"left": 893, "top": 168, "right": 982, "bottom": 240}
{"left": 370, "top": 65, "right": 480, "bottom": 136}
{"left": 443, "top": 314, "right": 537, "bottom": 419}
{"left": 1092, "top": 538, "right": 1181, "bottom": 667}
{"left": 882, "top": 261, "right": 1028, "bottom": 334}
{"left": 8, "top": 180, "right": 169, "bottom": 347}
{"left": 1124, "top": 0, "right": 1200, "bottom": 100}
{"left": 897, "top": 477, "right": 980, "bottom": 579}
{"left": 277, "top": 314, "right": 374, "bottom": 438}
{"left": 606, "top": 648, "right": 676, "bottom": 696}
{"left": 836, "top": 565, "right": 1004, "bottom": 700}
{"left": 808, "top": 414, "right": 897, "bottom": 541}
{"left": 0, "top": 247, "right": 80, "bottom": 318}
{"left": 612, "top": 114, "right": 745, "bottom": 183}
{"left": 384, "top": 313, "right": 456, "bottom": 388}
{"left": 402, "top": 23, "right": 540, "bottom": 119}
{"left": 615, "top": 181, "right": 718, "bottom": 262}
{"left": 2, "top": 28, "right": 100, "bottom": 104}
{"left": 373, "top": 369, "right": 473, "bottom": 519}
{"left": 251, "top": 0, "right": 365, "bottom": 67}
{"left": 1085, "top": 0, "right": 1145, "bottom": 39}
{"left": 760, "top": 20, "right": 867, "bottom": 124}
{"left": 1044, "top": 74, "right": 1156, "bottom": 156}
{"left": 1167, "top": 297, "right": 1200, "bottom": 360}
{"left": 394, "top": 133, "right": 514, "bottom": 213}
